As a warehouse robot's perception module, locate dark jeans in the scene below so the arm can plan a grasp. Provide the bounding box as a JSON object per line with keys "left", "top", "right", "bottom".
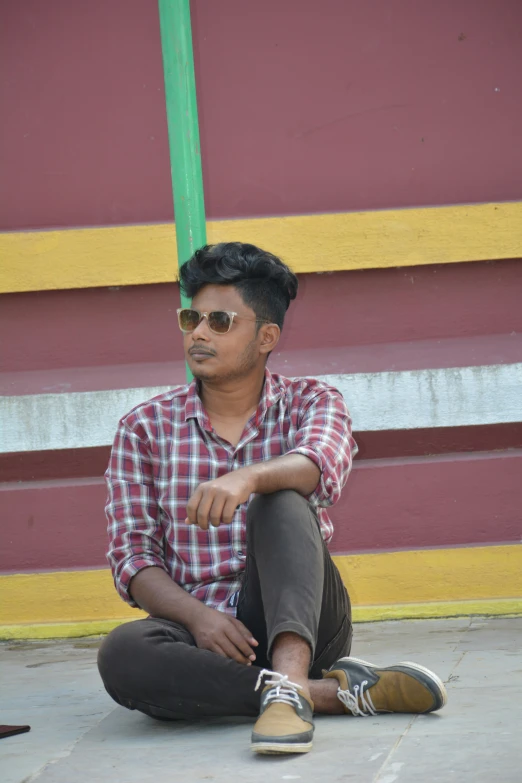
{"left": 98, "top": 490, "right": 352, "bottom": 719}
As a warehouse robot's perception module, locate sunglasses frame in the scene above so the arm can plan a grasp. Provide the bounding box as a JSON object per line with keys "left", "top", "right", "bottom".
{"left": 177, "top": 308, "right": 270, "bottom": 335}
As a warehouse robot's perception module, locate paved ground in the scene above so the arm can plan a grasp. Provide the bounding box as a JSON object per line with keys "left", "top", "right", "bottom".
{"left": 1, "top": 616, "right": 520, "bottom": 782}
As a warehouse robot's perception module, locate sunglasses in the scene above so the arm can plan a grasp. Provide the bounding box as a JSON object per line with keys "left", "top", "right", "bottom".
{"left": 177, "top": 308, "right": 270, "bottom": 335}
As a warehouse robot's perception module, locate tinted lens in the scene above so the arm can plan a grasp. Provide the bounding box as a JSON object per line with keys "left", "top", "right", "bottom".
{"left": 178, "top": 309, "right": 201, "bottom": 332}
{"left": 208, "top": 311, "right": 233, "bottom": 334}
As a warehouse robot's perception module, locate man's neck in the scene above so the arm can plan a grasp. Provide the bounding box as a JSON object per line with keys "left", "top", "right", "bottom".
{"left": 199, "top": 368, "right": 267, "bottom": 421}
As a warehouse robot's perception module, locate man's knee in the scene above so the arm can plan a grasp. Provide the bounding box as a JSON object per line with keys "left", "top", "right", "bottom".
{"left": 97, "top": 619, "right": 145, "bottom": 692}
{"left": 246, "top": 489, "right": 310, "bottom": 533}
{"left": 247, "top": 489, "right": 315, "bottom": 537}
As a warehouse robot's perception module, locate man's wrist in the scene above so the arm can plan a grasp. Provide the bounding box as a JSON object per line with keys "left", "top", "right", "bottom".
{"left": 239, "top": 464, "right": 264, "bottom": 496}
{"left": 182, "top": 595, "right": 211, "bottom": 632}
{"left": 237, "top": 454, "right": 320, "bottom": 498}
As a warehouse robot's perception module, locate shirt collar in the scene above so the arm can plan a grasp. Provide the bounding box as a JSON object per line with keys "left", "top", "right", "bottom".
{"left": 184, "top": 367, "right": 282, "bottom": 430}
{"left": 184, "top": 379, "right": 211, "bottom": 429}
{"left": 256, "top": 367, "right": 282, "bottom": 423}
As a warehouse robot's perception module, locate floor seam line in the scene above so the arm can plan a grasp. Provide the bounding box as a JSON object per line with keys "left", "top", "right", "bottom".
{"left": 371, "top": 715, "right": 417, "bottom": 783}
{"left": 23, "top": 705, "right": 115, "bottom": 782}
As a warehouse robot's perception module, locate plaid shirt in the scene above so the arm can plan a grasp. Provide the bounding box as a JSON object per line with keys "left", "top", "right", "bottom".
{"left": 105, "top": 369, "right": 356, "bottom": 614}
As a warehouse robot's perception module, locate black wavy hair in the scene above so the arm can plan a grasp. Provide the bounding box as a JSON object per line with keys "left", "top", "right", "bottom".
{"left": 179, "top": 242, "right": 298, "bottom": 330}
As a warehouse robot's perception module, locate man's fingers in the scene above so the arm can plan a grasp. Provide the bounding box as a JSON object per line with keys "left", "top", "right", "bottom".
{"left": 217, "top": 635, "right": 252, "bottom": 665}
{"left": 209, "top": 492, "right": 239, "bottom": 527}
{"left": 208, "top": 494, "right": 226, "bottom": 528}
{"left": 186, "top": 477, "right": 246, "bottom": 528}
{"left": 195, "top": 490, "right": 214, "bottom": 530}
{"left": 213, "top": 639, "right": 251, "bottom": 665}
{"left": 221, "top": 496, "right": 238, "bottom": 526}
{"left": 232, "top": 618, "right": 259, "bottom": 646}
{"left": 186, "top": 487, "right": 203, "bottom": 526}
{"left": 210, "top": 642, "right": 228, "bottom": 659}
{"left": 188, "top": 485, "right": 233, "bottom": 530}
{"left": 225, "top": 626, "right": 256, "bottom": 661}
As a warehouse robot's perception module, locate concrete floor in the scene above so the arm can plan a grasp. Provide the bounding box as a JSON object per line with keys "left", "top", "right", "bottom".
{"left": 1, "top": 616, "right": 520, "bottom": 783}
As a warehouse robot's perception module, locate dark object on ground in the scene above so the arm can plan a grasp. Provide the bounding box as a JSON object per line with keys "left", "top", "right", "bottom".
{"left": 0, "top": 724, "right": 31, "bottom": 739}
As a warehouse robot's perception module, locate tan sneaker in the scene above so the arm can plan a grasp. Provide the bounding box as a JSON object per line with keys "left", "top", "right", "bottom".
{"left": 324, "top": 656, "right": 447, "bottom": 716}
{"left": 251, "top": 670, "right": 314, "bottom": 754}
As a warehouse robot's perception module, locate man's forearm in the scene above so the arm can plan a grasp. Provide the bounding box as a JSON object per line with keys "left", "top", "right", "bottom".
{"left": 185, "top": 454, "right": 321, "bottom": 529}
{"left": 129, "top": 566, "right": 208, "bottom": 630}
{"left": 245, "top": 453, "right": 320, "bottom": 497}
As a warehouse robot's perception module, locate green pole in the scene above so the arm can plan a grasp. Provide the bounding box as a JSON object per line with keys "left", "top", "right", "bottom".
{"left": 158, "top": 0, "right": 207, "bottom": 310}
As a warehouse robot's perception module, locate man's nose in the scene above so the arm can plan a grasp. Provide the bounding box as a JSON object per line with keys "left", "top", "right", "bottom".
{"left": 190, "top": 314, "right": 211, "bottom": 340}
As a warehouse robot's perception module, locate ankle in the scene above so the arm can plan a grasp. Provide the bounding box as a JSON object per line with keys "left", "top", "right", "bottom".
{"left": 289, "top": 674, "right": 311, "bottom": 700}
{"left": 309, "top": 677, "right": 344, "bottom": 714}
{"left": 268, "top": 669, "right": 311, "bottom": 699}
{"left": 271, "top": 632, "right": 312, "bottom": 698}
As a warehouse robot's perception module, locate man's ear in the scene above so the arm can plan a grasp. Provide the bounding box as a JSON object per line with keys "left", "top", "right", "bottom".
{"left": 258, "top": 323, "right": 280, "bottom": 356}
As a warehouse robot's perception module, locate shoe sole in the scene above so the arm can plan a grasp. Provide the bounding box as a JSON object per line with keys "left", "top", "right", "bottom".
{"left": 337, "top": 656, "right": 448, "bottom": 708}
{"left": 251, "top": 741, "right": 313, "bottom": 755}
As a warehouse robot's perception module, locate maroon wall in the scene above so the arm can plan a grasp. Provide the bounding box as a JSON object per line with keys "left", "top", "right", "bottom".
{"left": 2, "top": 0, "right": 522, "bottom": 231}
{"left": 2, "top": 259, "right": 521, "bottom": 378}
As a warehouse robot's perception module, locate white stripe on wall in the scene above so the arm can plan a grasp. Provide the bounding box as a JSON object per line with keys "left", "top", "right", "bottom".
{"left": 1, "top": 363, "right": 521, "bottom": 454}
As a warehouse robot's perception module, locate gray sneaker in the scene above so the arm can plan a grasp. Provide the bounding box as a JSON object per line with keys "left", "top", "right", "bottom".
{"left": 251, "top": 670, "right": 315, "bottom": 754}
{"left": 324, "top": 656, "right": 447, "bottom": 716}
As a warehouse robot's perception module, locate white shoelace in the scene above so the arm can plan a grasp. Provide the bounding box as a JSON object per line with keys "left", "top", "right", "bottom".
{"left": 255, "top": 669, "right": 303, "bottom": 709}
{"left": 337, "top": 680, "right": 378, "bottom": 717}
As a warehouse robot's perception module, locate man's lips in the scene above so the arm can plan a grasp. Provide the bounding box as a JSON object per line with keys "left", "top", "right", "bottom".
{"left": 189, "top": 348, "right": 215, "bottom": 358}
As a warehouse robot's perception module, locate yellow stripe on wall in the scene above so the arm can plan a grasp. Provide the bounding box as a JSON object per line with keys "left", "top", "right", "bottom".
{"left": 2, "top": 569, "right": 146, "bottom": 625}
{"left": 1, "top": 545, "right": 520, "bottom": 639}
{"left": 1, "top": 599, "right": 520, "bottom": 641}
{"left": 333, "top": 544, "right": 522, "bottom": 606}
{"left": 2, "top": 201, "right": 522, "bottom": 293}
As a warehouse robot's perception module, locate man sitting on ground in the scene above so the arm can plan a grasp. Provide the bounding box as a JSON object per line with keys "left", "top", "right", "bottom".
{"left": 98, "top": 242, "right": 446, "bottom": 755}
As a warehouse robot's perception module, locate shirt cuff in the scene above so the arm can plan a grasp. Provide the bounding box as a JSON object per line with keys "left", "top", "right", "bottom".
{"left": 285, "top": 445, "right": 330, "bottom": 503}
{"left": 114, "top": 555, "right": 167, "bottom": 608}
{"left": 286, "top": 445, "right": 323, "bottom": 470}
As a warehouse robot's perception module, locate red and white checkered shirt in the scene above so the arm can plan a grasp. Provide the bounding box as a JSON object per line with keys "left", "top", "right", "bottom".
{"left": 105, "top": 369, "right": 356, "bottom": 614}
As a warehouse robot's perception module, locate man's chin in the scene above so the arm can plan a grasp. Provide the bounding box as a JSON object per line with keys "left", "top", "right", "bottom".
{"left": 189, "top": 363, "right": 217, "bottom": 381}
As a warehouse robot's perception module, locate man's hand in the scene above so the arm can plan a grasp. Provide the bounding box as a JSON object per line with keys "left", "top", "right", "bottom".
{"left": 185, "top": 454, "right": 321, "bottom": 530}
{"left": 187, "top": 603, "right": 259, "bottom": 665}
{"left": 185, "top": 469, "right": 254, "bottom": 530}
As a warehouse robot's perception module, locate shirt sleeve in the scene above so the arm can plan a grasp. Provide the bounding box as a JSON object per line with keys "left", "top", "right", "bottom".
{"left": 105, "top": 419, "right": 166, "bottom": 607}
{"left": 285, "top": 385, "right": 357, "bottom": 507}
